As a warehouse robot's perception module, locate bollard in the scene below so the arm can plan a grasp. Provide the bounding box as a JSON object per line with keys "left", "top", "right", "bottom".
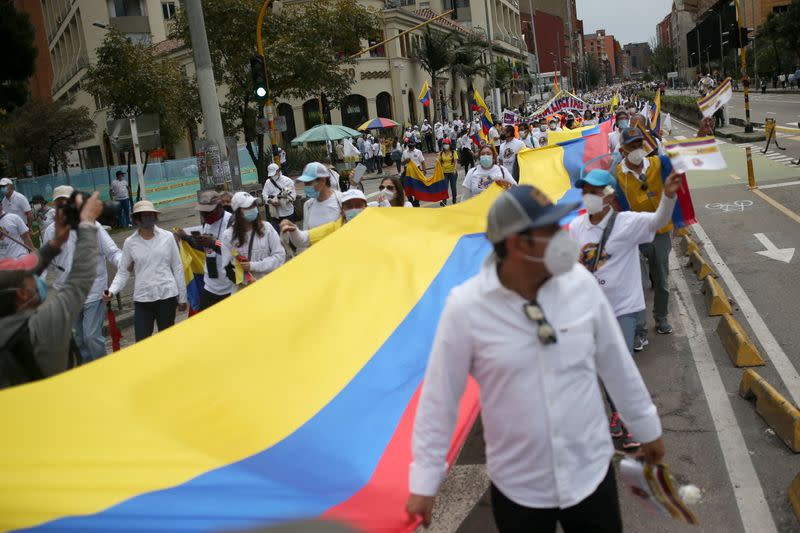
{"left": 746, "top": 146, "right": 757, "bottom": 189}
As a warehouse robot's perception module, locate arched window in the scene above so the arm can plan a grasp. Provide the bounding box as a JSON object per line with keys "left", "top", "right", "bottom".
{"left": 277, "top": 103, "right": 296, "bottom": 142}
{"left": 340, "top": 94, "right": 368, "bottom": 130}
{"left": 302, "top": 98, "right": 331, "bottom": 131}
{"left": 407, "top": 90, "right": 417, "bottom": 125}
{"left": 376, "top": 91, "right": 393, "bottom": 119}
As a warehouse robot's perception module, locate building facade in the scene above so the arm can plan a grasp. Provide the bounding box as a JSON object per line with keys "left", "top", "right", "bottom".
{"left": 657, "top": 13, "right": 672, "bottom": 48}
{"left": 519, "top": 0, "right": 582, "bottom": 91}
{"left": 583, "top": 29, "right": 622, "bottom": 81}
{"left": 14, "top": 0, "right": 54, "bottom": 102}
{"left": 623, "top": 42, "right": 652, "bottom": 76}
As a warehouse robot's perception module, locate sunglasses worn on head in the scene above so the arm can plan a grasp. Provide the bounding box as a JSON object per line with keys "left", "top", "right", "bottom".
{"left": 523, "top": 301, "right": 557, "bottom": 345}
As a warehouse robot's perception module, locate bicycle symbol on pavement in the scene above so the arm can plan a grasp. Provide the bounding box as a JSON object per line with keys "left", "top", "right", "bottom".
{"left": 704, "top": 200, "right": 753, "bottom": 213}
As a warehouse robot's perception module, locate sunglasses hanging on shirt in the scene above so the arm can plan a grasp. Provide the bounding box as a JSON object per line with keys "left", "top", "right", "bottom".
{"left": 638, "top": 174, "right": 648, "bottom": 191}
{"left": 523, "top": 301, "right": 557, "bottom": 345}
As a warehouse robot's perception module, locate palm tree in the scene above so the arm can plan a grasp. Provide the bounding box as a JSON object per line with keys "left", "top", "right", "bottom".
{"left": 450, "top": 35, "right": 491, "bottom": 95}
{"left": 414, "top": 26, "right": 457, "bottom": 122}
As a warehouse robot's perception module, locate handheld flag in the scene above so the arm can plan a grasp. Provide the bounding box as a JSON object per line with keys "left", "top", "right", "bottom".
{"left": 664, "top": 136, "right": 727, "bottom": 173}
{"left": 553, "top": 72, "right": 559, "bottom": 94}
{"left": 106, "top": 302, "right": 122, "bottom": 352}
{"left": 403, "top": 160, "right": 448, "bottom": 202}
{"left": 418, "top": 81, "right": 431, "bottom": 107}
{"left": 697, "top": 77, "right": 732, "bottom": 118}
{"left": 471, "top": 90, "right": 493, "bottom": 135}
{"left": 619, "top": 457, "right": 699, "bottom": 524}
{"left": 649, "top": 90, "right": 662, "bottom": 137}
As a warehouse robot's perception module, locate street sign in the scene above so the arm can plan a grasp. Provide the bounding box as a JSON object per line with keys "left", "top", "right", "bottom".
{"left": 107, "top": 114, "right": 161, "bottom": 152}
{"left": 667, "top": 71, "right": 678, "bottom": 79}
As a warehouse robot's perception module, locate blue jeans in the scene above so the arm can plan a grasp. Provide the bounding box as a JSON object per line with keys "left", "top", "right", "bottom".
{"left": 617, "top": 312, "right": 637, "bottom": 355}
{"left": 75, "top": 299, "right": 107, "bottom": 362}
{"left": 118, "top": 197, "right": 131, "bottom": 227}
{"left": 636, "top": 232, "right": 672, "bottom": 334}
{"left": 444, "top": 172, "right": 458, "bottom": 203}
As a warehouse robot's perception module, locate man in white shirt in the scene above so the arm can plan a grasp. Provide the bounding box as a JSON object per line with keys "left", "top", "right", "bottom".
{"left": 110, "top": 171, "right": 132, "bottom": 227}
{"left": 401, "top": 142, "right": 426, "bottom": 173}
{"left": 407, "top": 185, "right": 664, "bottom": 531}
{"left": 487, "top": 121, "right": 501, "bottom": 148}
{"left": 296, "top": 162, "right": 342, "bottom": 231}
{"left": 262, "top": 163, "right": 296, "bottom": 231}
{"left": 607, "top": 109, "right": 629, "bottom": 155}
{"left": 181, "top": 190, "right": 234, "bottom": 310}
{"left": 0, "top": 203, "right": 32, "bottom": 260}
{"left": 499, "top": 125, "right": 527, "bottom": 174}
{"left": 421, "top": 119, "right": 434, "bottom": 153}
{"left": 371, "top": 137, "right": 383, "bottom": 175}
{"left": 0, "top": 177, "right": 32, "bottom": 228}
{"left": 43, "top": 185, "right": 123, "bottom": 361}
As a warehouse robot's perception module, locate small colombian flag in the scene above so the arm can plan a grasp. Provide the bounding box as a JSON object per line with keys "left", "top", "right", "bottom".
{"left": 418, "top": 81, "right": 431, "bottom": 107}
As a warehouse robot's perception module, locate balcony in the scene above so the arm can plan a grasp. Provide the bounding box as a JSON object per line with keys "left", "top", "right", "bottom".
{"left": 53, "top": 55, "right": 89, "bottom": 95}
{"left": 47, "top": 0, "right": 79, "bottom": 43}
{"left": 109, "top": 16, "right": 151, "bottom": 35}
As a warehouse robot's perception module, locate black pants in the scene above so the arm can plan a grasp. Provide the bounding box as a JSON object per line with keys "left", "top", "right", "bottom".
{"left": 200, "top": 288, "right": 230, "bottom": 311}
{"left": 134, "top": 297, "right": 178, "bottom": 342}
{"left": 491, "top": 464, "right": 622, "bottom": 533}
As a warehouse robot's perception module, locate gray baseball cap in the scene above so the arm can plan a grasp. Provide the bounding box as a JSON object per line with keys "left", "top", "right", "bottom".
{"left": 486, "top": 185, "right": 579, "bottom": 244}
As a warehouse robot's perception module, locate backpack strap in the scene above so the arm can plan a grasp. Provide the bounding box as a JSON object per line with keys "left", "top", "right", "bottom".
{"left": 590, "top": 211, "right": 617, "bottom": 273}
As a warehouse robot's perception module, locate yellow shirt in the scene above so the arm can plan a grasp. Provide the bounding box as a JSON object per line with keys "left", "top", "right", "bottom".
{"left": 438, "top": 150, "right": 458, "bottom": 173}
{"left": 614, "top": 155, "right": 673, "bottom": 234}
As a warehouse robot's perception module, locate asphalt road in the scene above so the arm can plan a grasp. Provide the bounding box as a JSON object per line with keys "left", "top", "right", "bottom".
{"left": 724, "top": 91, "right": 800, "bottom": 129}
{"left": 419, "top": 120, "right": 800, "bottom": 532}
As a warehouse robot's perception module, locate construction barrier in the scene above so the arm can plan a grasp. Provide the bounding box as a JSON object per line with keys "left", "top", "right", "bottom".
{"left": 703, "top": 276, "right": 732, "bottom": 316}
{"left": 689, "top": 250, "right": 715, "bottom": 280}
{"left": 740, "top": 369, "right": 800, "bottom": 452}
{"left": 789, "top": 473, "right": 800, "bottom": 522}
{"left": 716, "top": 314, "right": 765, "bottom": 367}
{"left": 680, "top": 235, "right": 700, "bottom": 257}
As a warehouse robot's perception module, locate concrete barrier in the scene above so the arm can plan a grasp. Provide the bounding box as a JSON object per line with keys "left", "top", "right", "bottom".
{"left": 740, "top": 369, "right": 800, "bottom": 452}
{"left": 689, "top": 250, "right": 715, "bottom": 280}
{"left": 675, "top": 227, "right": 690, "bottom": 238}
{"left": 680, "top": 235, "right": 700, "bottom": 257}
{"left": 790, "top": 473, "right": 800, "bottom": 522}
{"left": 703, "top": 276, "right": 733, "bottom": 316}
{"left": 716, "top": 314, "right": 765, "bottom": 367}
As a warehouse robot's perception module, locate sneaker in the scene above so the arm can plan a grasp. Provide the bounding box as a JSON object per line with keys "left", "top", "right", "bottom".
{"left": 609, "top": 412, "right": 624, "bottom": 438}
{"left": 440, "top": 200, "right": 447, "bottom": 207}
{"left": 656, "top": 320, "right": 673, "bottom": 335}
{"left": 621, "top": 432, "right": 641, "bottom": 450}
{"left": 633, "top": 332, "right": 649, "bottom": 352}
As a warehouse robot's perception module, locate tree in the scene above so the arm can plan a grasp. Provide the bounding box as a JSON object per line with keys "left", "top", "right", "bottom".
{"left": 0, "top": 98, "right": 95, "bottom": 176}
{"left": 414, "top": 26, "right": 458, "bottom": 122}
{"left": 84, "top": 29, "right": 201, "bottom": 155}
{"left": 493, "top": 58, "right": 514, "bottom": 90}
{"left": 584, "top": 53, "right": 602, "bottom": 89}
{"left": 170, "top": 0, "right": 382, "bottom": 181}
{"left": 650, "top": 40, "right": 676, "bottom": 80}
{"left": 0, "top": 3, "right": 37, "bottom": 110}
{"left": 758, "top": 3, "right": 800, "bottom": 80}
{"left": 450, "top": 35, "right": 490, "bottom": 94}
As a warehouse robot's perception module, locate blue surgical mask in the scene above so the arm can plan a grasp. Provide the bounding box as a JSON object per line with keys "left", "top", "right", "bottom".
{"left": 304, "top": 186, "right": 319, "bottom": 199}
{"left": 243, "top": 207, "right": 258, "bottom": 222}
{"left": 479, "top": 155, "right": 493, "bottom": 168}
{"left": 617, "top": 119, "right": 629, "bottom": 129}
{"left": 36, "top": 276, "right": 47, "bottom": 302}
{"left": 0, "top": 187, "right": 7, "bottom": 196}
{"left": 344, "top": 208, "right": 364, "bottom": 222}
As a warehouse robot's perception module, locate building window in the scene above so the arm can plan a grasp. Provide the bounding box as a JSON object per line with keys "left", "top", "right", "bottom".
{"left": 111, "top": 0, "right": 143, "bottom": 17}
{"left": 399, "top": 0, "right": 415, "bottom": 5}
{"left": 162, "top": 2, "right": 176, "bottom": 19}
{"left": 376, "top": 91, "right": 393, "bottom": 119}
{"left": 369, "top": 32, "right": 386, "bottom": 57}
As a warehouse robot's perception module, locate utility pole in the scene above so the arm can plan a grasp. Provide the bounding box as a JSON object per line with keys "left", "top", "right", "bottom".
{"left": 528, "top": 0, "right": 541, "bottom": 99}
{"left": 483, "top": 0, "right": 498, "bottom": 117}
{"left": 734, "top": 0, "right": 753, "bottom": 133}
{"left": 185, "top": 0, "right": 237, "bottom": 190}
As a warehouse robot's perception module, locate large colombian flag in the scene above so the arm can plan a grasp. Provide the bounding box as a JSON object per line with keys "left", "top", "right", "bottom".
{"left": 403, "top": 160, "right": 449, "bottom": 202}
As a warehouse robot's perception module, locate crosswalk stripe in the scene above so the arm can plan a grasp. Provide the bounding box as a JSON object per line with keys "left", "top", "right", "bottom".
{"left": 674, "top": 135, "right": 687, "bottom": 140}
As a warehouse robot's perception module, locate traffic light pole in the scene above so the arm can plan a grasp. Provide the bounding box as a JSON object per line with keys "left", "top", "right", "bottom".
{"left": 734, "top": 0, "right": 753, "bottom": 133}
{"left": 256, "top": 0, "right": 280, "bottom": 175}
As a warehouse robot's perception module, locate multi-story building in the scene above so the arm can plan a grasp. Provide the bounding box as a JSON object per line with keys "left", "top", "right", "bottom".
{"left": 14, "top": 0, "right": 53, "bottom": 102}
{"left": 519, "top": 0, "right": 582, "bottom": 91}
{"left": 583, "top": 29, "right": 622, "bottom": 81}
{"left": 657, "top": 12, "right": 673, "bottom": 48}
{"left": 38, "top": 0, "right": 522, "bottom": 170}
{"left": 623, "top": 42, "right": 652, "bottom": 76}
{"left": 520, "top": 9, "right": 570, "bottom": 92}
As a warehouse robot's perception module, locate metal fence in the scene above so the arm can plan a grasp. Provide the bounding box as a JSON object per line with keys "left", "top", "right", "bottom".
{"left": 14, "top": 146, "right": 259, "bottom": 208}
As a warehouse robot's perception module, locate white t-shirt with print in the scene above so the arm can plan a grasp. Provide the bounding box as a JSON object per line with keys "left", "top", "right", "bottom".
{"left": 461, "top": 164, "right": 516, "bottom": 200}
{"left": 303, "top": 192, "right": 342, "bottom": 230}
{"left": 0, "top": 211, "right": 29, "bottom": 259}
{"left": 569, "top": 209, "right": 661, "bottom": 317}
{"left": 499, "top": 138, "right": 526, "bottom": 174}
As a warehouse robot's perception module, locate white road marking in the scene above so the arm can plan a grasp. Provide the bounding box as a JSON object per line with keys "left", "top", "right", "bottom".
{"left": 675, "top": 135, "right": 687, "bottom": 140}
{"left": 753, "top": 233, "right": 795, "bottom": 263}
{"left": 692, "top": 223, "right": 800, "bottom": 405}
{"left": 766, "top": 111, "right": 776, "bottom": 115}
{"left": 671, "top": 251, "right": 777, "bottom": 533}
{"left": 758, "top": 180, "right": 800, "bottom": 190}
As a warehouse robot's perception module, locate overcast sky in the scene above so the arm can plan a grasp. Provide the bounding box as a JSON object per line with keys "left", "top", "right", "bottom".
{"left": 575, "top": 0, "right": 673, "bottom": 46}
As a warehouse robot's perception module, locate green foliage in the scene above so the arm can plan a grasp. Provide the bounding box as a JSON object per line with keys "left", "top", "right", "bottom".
{"left": 0, "top": 3, "right": 37, "bottom": 110}
{"left": 413, "top": 26, "right": 458, "bottom": 121}
{"left": 493, "top": 58, "right": 513, "bottom": 90}
{"left": 0, "top": 98, "right": 96, "bottom": 175}
{"left": 639, "top": 89, "right": 699, "bottom": 121}
{"left": 450, "top": 35, "right": 490, "bottom": 91}
{"left": 757, "top": 2, "right": 800, "bottom": 77}
{"left": 282, "top": 145, "right": 329, "bottom": 174}
{"left": 584, "top": 53, "right": 602, "bottom": 88}
{"left": 84, "top": 29, "right": 201, "bottom": 150}
{"left": 650, "top": 41, "right": 676, "bottom": 80}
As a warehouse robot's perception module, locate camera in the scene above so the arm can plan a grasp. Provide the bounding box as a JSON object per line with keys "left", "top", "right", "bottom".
{"left": 60, "top": 191, "right": 121, "bottom": 229}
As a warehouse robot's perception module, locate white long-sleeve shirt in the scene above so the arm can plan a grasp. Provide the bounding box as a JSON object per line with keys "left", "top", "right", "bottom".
{"left": 461, "top": 165, "right": 516, "bottom": 200}
{"left": 262, "top": 174, "right": 296, "bottom": 218}
{"left": 410, "top": 259, "right": 661, "bottom": 508}
{"left": 108, "top": 226, "right": 187, "bottom": 304}
{"left": 185, "top": 211, "right": 234, "bottom": 296}
{"left": 221, "top": 222, "right": 286, "bottom": 283}
{"left": 43, "top": 221, "right": 123, "bottom": 304}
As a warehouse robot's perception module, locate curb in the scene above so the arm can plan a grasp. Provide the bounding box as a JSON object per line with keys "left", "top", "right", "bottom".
{"left": 680, "top": 235, "right": 700, "bottom": 257}
{"left": 676, "top": 227, "right": 690, "bottom": 238}
{"left": 740, "top": 369, "right": 800, "bottom": 452}
{"left": 716, "top": 314, "right": 765, "bottom": 367}
{"left": 703, "top": 276, "right": 733, "bottom": 316}
{"left": 790, "top": 474, "right": 800, "bottom": 522}
{"left": 689, "top": 249, "right": 715, "bottom": 280}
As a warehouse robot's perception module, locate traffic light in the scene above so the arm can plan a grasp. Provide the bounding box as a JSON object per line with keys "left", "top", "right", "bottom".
{"left": 738, "top": 27, "right": 751, "bottom": 47}
{"left": 250, "top": 56, "right": 267, "bottom": 100}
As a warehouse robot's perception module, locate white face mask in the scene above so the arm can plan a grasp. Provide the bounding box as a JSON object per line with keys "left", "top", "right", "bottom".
{"left": 521, "top": 229, "right": 578, "bottom": 277}
{"left": 626, "top": 148, "right": 647, "bottom": 166}
{"left": 380, "top": 188, "right": 395, "bottom": 201}
{"left": 582, "top": 193, "right": 606, "bottom": 215}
